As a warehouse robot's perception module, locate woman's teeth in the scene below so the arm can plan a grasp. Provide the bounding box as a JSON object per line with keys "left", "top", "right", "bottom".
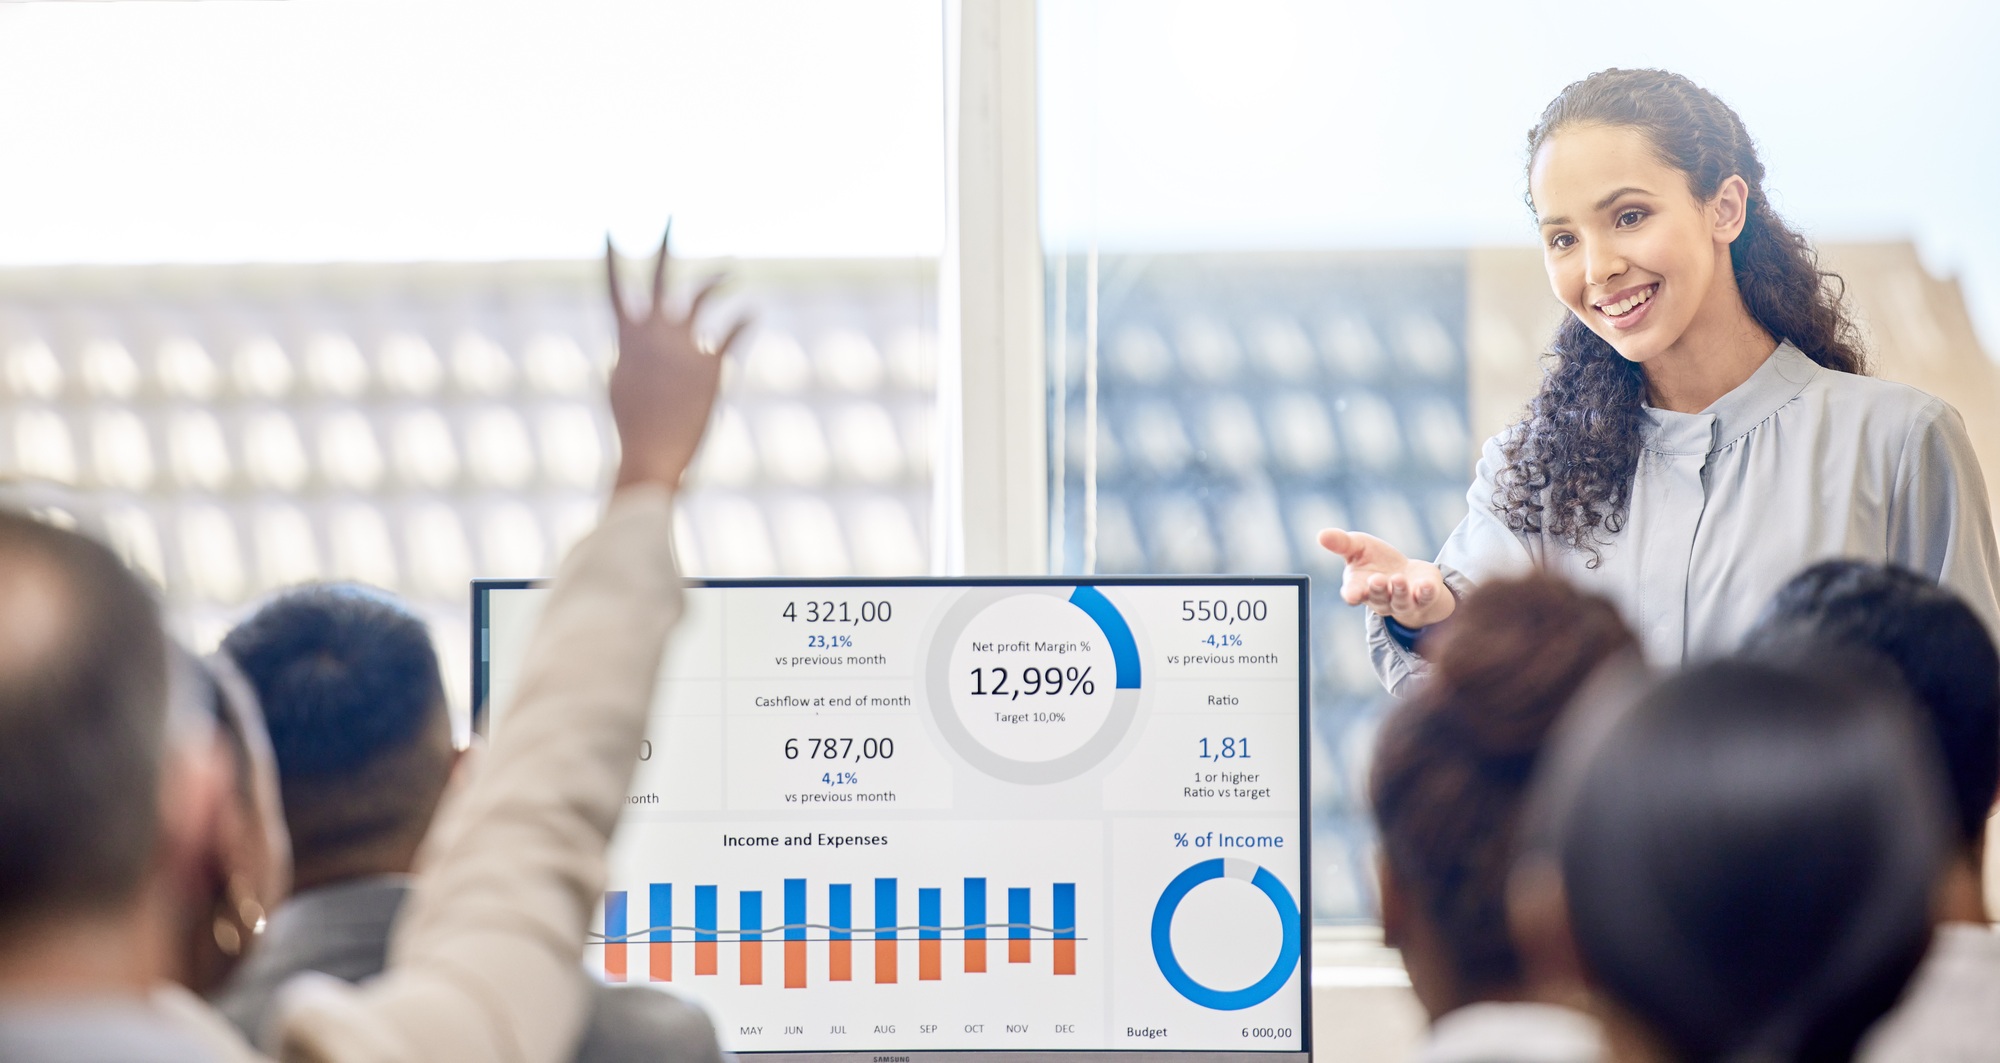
{"left": 1600, "top": 284, "right": 1657, "bottom": 317}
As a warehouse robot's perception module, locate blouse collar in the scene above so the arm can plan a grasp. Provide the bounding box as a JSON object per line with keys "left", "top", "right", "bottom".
{"left": 1641, "top": 341, "right": 1817, "bottom": 457}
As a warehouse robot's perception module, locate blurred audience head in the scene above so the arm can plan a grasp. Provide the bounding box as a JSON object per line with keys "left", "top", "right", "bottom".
{"left": 1744, "top": 560, "right": 2000, "bottom": 857}
{"left": 1370, "top": 573, "right": 1637, "bottom": 1019}
{"left": 223, "top": 583, "right": 453, "bottom": 892}
{"left": 0, "top": 507, "right": 171, "bottom": 936}
{"left": 1532, "top": 658, "right": 1949, "bottom": 1062}
{"left": 0, "top": 505, "right": 259, "bottom": 994}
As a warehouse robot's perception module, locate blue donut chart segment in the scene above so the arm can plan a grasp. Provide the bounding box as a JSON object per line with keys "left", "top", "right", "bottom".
{"left": 1067, "top": 584, "right": 1141, "bottom": 689}
{"left": 1150, "top": 858, "right": 1302, "bottom": 1011}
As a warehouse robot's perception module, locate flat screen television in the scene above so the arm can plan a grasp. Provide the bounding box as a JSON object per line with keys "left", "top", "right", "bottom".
{"left": 474, "top": 576, "right": 1312, "bottom": 1063}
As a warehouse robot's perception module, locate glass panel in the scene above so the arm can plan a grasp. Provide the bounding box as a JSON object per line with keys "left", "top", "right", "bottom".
{"left": 1045, "top": 252, "right": 1466, "bottom": 923}
{"left": 1039, "top": 0, "right": 2000, "bottom": 925}
{"left": 0, "top": 3, "right": 945, "bottom": 732}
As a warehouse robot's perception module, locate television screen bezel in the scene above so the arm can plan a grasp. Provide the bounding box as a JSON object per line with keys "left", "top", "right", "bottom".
{"left": 471, "top": 574, "right": 1315, "bottom": 1063}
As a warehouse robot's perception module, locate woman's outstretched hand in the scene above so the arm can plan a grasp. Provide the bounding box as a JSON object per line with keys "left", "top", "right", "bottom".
{"left": 606, "top": 225, "right": 750, "bottom": 493}
{"left": 1317, "top": 528, "right": 1456, "bottom": 628}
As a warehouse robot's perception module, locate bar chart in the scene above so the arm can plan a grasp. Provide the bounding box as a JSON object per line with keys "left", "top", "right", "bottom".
{"left": 593, "top": 876, "right": 1079, "bottom": 987}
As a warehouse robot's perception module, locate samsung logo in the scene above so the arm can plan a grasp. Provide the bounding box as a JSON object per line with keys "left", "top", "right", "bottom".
{"left": 871, "top": 1057, "right": 912, "bottom": 1062}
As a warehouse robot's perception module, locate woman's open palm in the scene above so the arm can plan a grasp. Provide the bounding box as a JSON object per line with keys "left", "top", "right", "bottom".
{"left": 1317, "top": 528, "right": 1455, "bottom": 628}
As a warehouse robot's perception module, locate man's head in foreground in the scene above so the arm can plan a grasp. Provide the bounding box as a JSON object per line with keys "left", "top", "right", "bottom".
{"left": 0, "top": 507, "right": 254, "bottom": 992}
{"left": 223, "top": 584, "right": 454, "bottom": 891}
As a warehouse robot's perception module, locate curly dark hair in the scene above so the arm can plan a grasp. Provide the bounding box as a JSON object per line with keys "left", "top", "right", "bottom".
{"left": 1371, "top": 574, "right": 1637, "bottom": 1003}
{"left": 1501, "top": 69, "right": 1866, "bottom": 564}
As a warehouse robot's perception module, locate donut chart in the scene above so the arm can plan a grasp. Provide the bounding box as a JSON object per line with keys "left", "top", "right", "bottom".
{"left": 1149, "top": 858, "right": 1302, "bottom": 1011}
{"left": 926, "top": 584, "right": 1145, "bottom": 784}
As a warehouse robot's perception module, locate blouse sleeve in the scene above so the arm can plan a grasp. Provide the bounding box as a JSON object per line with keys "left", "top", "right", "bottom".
{"left": 1364, "top": 432, "right": 1538, "bottom": 696}
{"left": 1889, "top": 398, "right": 2000, "bottom": 641}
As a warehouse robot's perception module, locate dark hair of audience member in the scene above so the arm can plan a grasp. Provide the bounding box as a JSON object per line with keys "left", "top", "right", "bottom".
{"left": 1548, "top": 658, "right": 1949, "bottom": 1062}
{"left": 0, "top": 508, "right": 169, "bottom": 930}
{"left": 1369, "top": 573, "right": 1637, "bottom": 1016}
{"left": 1743, "top": 560, "right": 2000, "bottom": 849}
{"left": 222, "top": 583, "right": 453, "bottom": 891}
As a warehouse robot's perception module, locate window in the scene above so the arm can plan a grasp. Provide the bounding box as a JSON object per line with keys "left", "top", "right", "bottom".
{"left": 1036, "top": 0, "right": 2000, "bottom": 924}
{"left": 0, "top": 3, "right": 946, "bottom": 729}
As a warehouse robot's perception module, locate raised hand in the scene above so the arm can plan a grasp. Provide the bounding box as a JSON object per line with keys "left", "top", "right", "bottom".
{"left": 1317, "top": 528, "right": 1456, "bottom": 628}
{"left": 605, "top": 224, "right": 749, "bottom": 492}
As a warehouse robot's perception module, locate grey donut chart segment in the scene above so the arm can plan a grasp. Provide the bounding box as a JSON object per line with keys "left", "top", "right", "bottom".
{"left": 926, "top": 585, "right": 1142, "bottom": 785}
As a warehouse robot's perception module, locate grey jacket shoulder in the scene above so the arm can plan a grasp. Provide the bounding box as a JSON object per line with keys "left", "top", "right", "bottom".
{"left": 216, "top": 876, "right": 723, "bottom": 1063}
{"left": 577, "top": 985, "right": 724, "bottom": 1063}
{"left": 213, "top": 877, "right": 407, "bottom": 1046}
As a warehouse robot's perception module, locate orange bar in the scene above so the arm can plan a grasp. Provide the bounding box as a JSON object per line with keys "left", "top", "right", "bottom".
{"left": 965, "top": 939, "right": 986, "bottom": 973}
{"left": 1055, "top": 939, "right": 1076, "bottom": 975}
{"left": 830, "top": 940, "right": 852, "bottom": 981}
{"left": 875, "top": 939, "right": 898, "bottom": 983}
{"left": 741, "top": 940, "right": 762, "bottom": 985}
{"left": 605, "top": 941, "right": 627, "bottom": 982}
{"left": 920, "top": 940, "right": 941, "bottom": 981}
{"left": 785, "top": 941, "right": 807, "bottom": 988}
{"left": 696, "top": 941, "right": 717, "bottom": 976}
{"left": 1009, "top": 938, "right": 1030, "bottom": 963}
{"left": 650, "top": 942, "right": 671, "bottom": 982}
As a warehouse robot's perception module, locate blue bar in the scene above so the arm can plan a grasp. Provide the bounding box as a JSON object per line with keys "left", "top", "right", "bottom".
{"left": 741, "top": 891, "right": 763, "bottom": 942}
{"left": 605, "top": 890, "right": 628, "bottom": 943}
{"left": 1055, "top": 883, "right": 1076, "bottom": 940}
{"left": 875, "top": 878, "right": 897, "bottom": 940}
{"left": 695, "top": 885, "right": 717, "bottom": 943}
{"left": 784, "top": 879, "right": 806, "bottom": 942}
{"left": 830, "top": 884, "right": 851, "bottom": 941}
{"left": 649, "top": 883, "right": 671, "bottom": 943}
{"left": 964, "top": 878, "right": 986, "bottom": 940}
{"left": 919, "top": 888, "right": 941, "bottom": 940}
{"left": 1008, "top": 887, "right": 1029, "bottom": 942}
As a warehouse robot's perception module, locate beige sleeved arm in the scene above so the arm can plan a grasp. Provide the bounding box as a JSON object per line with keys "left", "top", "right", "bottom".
{"left": 273, "top": 484, "right": 682, "bottom": 1063}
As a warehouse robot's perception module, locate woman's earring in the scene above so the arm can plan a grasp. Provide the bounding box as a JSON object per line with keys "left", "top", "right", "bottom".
{"left": 212, "top": 914, "right": 243, "bottom": 957}
{"left": 211, "top": 874, "right": 267, "bottom": 957}
{"left": 230, "top": 874, "right": 268, "bottom": 937}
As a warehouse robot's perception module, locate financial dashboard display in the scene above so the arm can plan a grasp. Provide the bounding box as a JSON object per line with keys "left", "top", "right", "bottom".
{"left": 476, "top": 578, "right": 1310, "bottom": 1061}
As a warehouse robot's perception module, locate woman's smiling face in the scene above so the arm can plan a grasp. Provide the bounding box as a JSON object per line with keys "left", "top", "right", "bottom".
{"left": 1531, "top": 123, "right": 1744, "bottom": 367}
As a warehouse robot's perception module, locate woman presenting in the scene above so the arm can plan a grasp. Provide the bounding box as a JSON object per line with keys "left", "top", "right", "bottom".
{"left": 1323, "top": 68, "right": 2000, "bottom": 695}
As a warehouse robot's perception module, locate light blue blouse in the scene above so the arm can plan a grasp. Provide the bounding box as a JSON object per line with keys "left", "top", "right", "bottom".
{"left": 1368, "top": 343, "right": 2000, "bottom": 696}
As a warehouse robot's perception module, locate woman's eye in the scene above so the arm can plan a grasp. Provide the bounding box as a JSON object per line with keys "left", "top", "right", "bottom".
{"left": 1550, "top": 233, "right": 1575, "bottom": 249}
{"left": 1617, "top": 210, "right": 1646, "bottom": 227}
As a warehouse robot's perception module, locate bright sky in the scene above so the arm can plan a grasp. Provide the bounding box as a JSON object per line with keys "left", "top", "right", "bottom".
{"left": 0, "top": 0, "right": 1994, "bottom": 347}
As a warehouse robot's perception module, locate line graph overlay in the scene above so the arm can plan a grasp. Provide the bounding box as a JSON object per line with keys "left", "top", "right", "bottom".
{"left": 594, "top": 874, "right": 1082, "bottom": 988}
